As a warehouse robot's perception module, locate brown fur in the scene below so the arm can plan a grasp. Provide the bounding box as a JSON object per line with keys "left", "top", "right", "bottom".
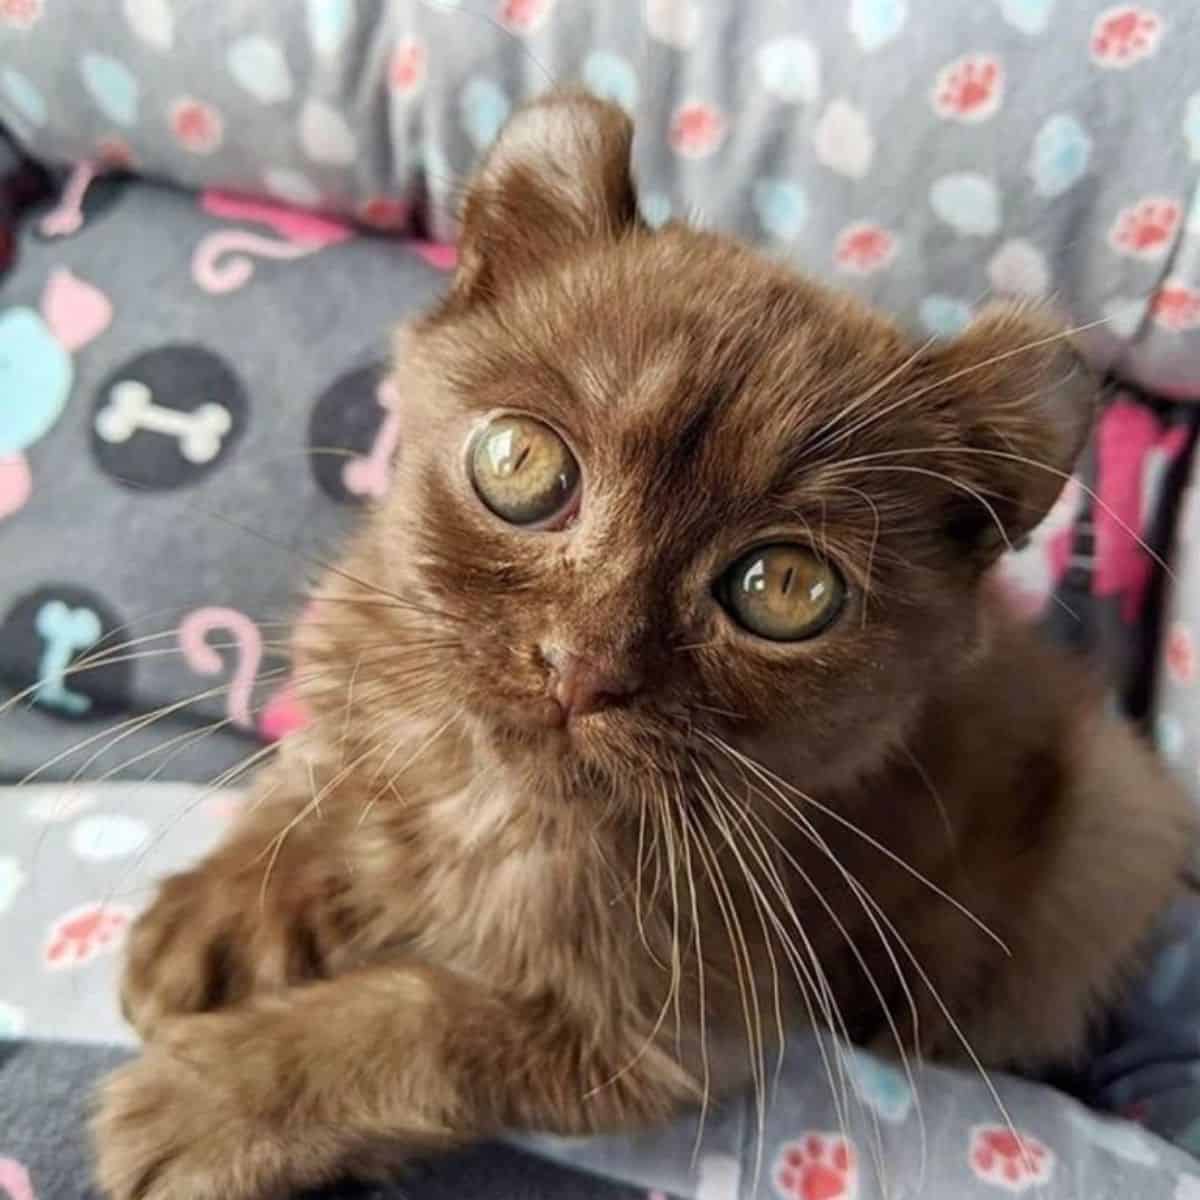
{"left": 93, "top": 94, "right": 1195, "bottom": 1200}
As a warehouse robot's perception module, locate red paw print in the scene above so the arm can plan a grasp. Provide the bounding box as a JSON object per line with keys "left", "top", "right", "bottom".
{"left": 44, "top": 901, "right": 131, "bottom": 970}
{"left": 834, "top": 222, "right": 897, "bottom": 274}
{"left": 0, "top": 0, "right": 41, "bottom": 27}
{"left": 97, "top": 136, "right": 135, "bottom": 169}
{"left": 775, "top": 1134, "right": 857, "bottom": 1200}
{"left": 169, "top": 98, "right": 224, "bottom": 154}
{"left": 932, "top": 54, "right": 1004, "bottom": 122}
{"left": 500, "top": 0, "right": 555, "bottom": 34}
{"left": 388, "top": 36, "right": 427, "bottom": 96}
{"left": 358, "top": 196, "right": 411, "bottom": 231}
{"left": 669, "top": 102, "right": 727, "bottom": 159}
{"left": 1151, "top": 281, "right": 1200, "bottom": 331}
{"left": 1167, "top": 622, "right": 1196, "bottom": 685}
{"left": 1091, "top": 6, "right": 1163, "bottom": 68}
{"left": 969, "top": 1126, "right": 1054, "bottom": 1192}
{"left": 1109, "top": 197, "right": 1180, "bottom": 258}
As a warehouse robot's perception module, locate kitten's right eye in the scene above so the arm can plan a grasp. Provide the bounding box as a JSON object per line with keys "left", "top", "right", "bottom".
{"left": 469, "top": 415, "right": 580, "bottom": 526}
{"left": 719, "top": 544, "right": 845, "bottom": 642}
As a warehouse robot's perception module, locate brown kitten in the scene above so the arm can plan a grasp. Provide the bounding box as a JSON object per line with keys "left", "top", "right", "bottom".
{"left": 93, "top": 93, "right": 1194, "bottom": 1200}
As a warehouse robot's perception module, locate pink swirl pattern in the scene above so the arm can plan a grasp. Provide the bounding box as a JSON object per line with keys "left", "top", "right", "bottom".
{"left": 178, "top": 607, "right": 263, "bottom": 729}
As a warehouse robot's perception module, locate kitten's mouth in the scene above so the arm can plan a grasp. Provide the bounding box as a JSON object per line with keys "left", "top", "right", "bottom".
{"left": 483, "top": 698, "right": 637, "bottom": 760}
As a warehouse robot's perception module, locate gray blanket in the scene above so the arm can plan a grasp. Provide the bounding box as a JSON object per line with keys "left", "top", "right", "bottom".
{"left": 0, "top": 1040, "right": 656, "bottom": 1200}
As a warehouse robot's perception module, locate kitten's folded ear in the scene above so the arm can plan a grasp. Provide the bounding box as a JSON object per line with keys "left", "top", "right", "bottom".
{"left": 451, "top": 91, "right": 640, "bottom": 304}
{"left": 923, "top": 303, "right": 1098, "bottom": 561}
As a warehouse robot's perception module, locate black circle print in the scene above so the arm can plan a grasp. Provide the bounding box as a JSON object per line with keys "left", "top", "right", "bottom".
{"left": 0, "top": 585, "right": 133, "bottom": 721}
{"left": 90, "top": 345, "right": 248, "bottom": 490}
{"left": 308, "top": 363, "right": 398, "bottom": 505}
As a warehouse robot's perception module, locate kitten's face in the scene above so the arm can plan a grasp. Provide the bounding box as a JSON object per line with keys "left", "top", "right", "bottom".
{"left": 371, "top": 95, "right": 1092, "bottom": 797}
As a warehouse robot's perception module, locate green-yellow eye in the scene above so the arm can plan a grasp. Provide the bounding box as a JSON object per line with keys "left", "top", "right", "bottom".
{"left": 469, "top": 415, "right": 580, "bottom": 526}
{"left": 720, "top": 544, "right": 845, "bottom": 642}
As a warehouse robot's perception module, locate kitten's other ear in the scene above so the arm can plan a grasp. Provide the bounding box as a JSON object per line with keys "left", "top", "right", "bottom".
{"left": 925, "top": 303, "right": 1097, "bottom": 560}
{"left": 452, "top": 91, "right": 640, "bottom": 304}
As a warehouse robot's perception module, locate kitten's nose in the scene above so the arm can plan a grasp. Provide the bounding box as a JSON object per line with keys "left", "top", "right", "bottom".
{"left": 544, "top": 649, "right": 641, "bottom": 722}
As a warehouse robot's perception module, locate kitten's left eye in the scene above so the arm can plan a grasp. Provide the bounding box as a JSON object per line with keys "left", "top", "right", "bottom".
{"left": 720, "top": 544, "right": 845, "bottom": 642}
{"left": 469, "top": 415, "right": 580, "bottom": 526}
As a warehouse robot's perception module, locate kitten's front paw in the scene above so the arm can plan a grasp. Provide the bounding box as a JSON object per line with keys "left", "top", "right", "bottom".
{"left": 93, "top": 1032, "right": 279, "bottom": 1200}
{"left": 120, "top": 868, "right": 242, "bottom": 1037}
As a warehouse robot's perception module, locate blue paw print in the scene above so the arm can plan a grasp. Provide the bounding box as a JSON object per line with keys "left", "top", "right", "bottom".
{"left": 752, "top": 179, "right": 808, "bottom": 240}
{"left": 0, "top": 1000, "right": 25, "bottom": 1039}
{"left": 0, "top": 66, "right": 47, "bottom": 128}
{"left": 930, "top": 173, "right": 1000, "bottom": 236}
{"left": 1030, "top": 114, "right": 1092, "bottom": 198}
{"left": 639, "top": 191, "right": 671, "bottom": 229}
{"left": 920, "top": 295, "right": 973, "bottom": 338}
{"left": 306, "top": 0, "right": 354, "bottom": 54}
{"left": 997, "top": 0, "right": 1055, "bottom": 35}
{"left": 845, "top": 1045, "right": 914, "bottom": 1123}
{"left": 849, "top": 0, "right": 907, "bottom": 51}
{"left": 460, "top": 78, "right": 511, "bottom": 151}
{"left": 755, "top": 37, "right": 821, "bottom": 104}
{"left": 583, "top": 52, "right": 637, "bottom": 113}
{"left": 79, "top": 52, "right": 140, "bottom": 127}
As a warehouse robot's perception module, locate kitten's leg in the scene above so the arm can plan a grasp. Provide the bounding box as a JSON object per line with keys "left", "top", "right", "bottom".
{"left": 120, "top": 755, "right": 341, "bottom": 1038}
{"left": 93, "top": 965, "right": 697, "bottom": 1200}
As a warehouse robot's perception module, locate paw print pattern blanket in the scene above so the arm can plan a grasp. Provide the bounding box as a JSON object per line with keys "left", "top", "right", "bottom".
{"left": 1, "top": 0, "right": 1199, "bottom": 396}
{"left": 4, "top": 781, "right": 1200, "bottom": 1198}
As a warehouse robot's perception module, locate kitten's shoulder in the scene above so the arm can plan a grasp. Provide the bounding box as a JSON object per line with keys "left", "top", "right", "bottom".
{"left": 933, "top": 585, "right": 1194, "bottom": 877}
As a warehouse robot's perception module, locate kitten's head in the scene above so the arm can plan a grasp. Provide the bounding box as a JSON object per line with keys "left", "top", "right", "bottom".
{"left": 369, "top": 94, "right": 1093, "bottom": 798}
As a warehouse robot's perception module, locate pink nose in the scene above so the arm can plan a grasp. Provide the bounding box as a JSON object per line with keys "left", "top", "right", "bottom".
{"left": 546, "top": 651, "right": 640, "bottom": 721}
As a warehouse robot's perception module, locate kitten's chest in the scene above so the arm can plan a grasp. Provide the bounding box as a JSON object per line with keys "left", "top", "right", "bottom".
{"left": 405, "top": 786, "right": 618, "bottom": 984}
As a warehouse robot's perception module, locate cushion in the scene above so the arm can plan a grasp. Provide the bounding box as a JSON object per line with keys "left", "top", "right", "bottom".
{"left": 1, "top": 0, "right": 1199, "bottom": 392}
{"left": 0, "top": 174, "right": 451, "bottom": 785}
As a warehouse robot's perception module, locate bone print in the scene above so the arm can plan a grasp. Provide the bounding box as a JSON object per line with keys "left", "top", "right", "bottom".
{"left": 38, "top": 160, "right": 99, "bottom": 238}
{"left": 34, "top": 600, "right": 102, "bottom": 715}
{"left": 94, "top": 379, "right": 232, "bottom": 464}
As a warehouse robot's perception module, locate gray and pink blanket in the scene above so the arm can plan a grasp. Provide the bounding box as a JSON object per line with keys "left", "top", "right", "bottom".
{"left": 4, "top": 1, "right": 1200, "bottom": 1197}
